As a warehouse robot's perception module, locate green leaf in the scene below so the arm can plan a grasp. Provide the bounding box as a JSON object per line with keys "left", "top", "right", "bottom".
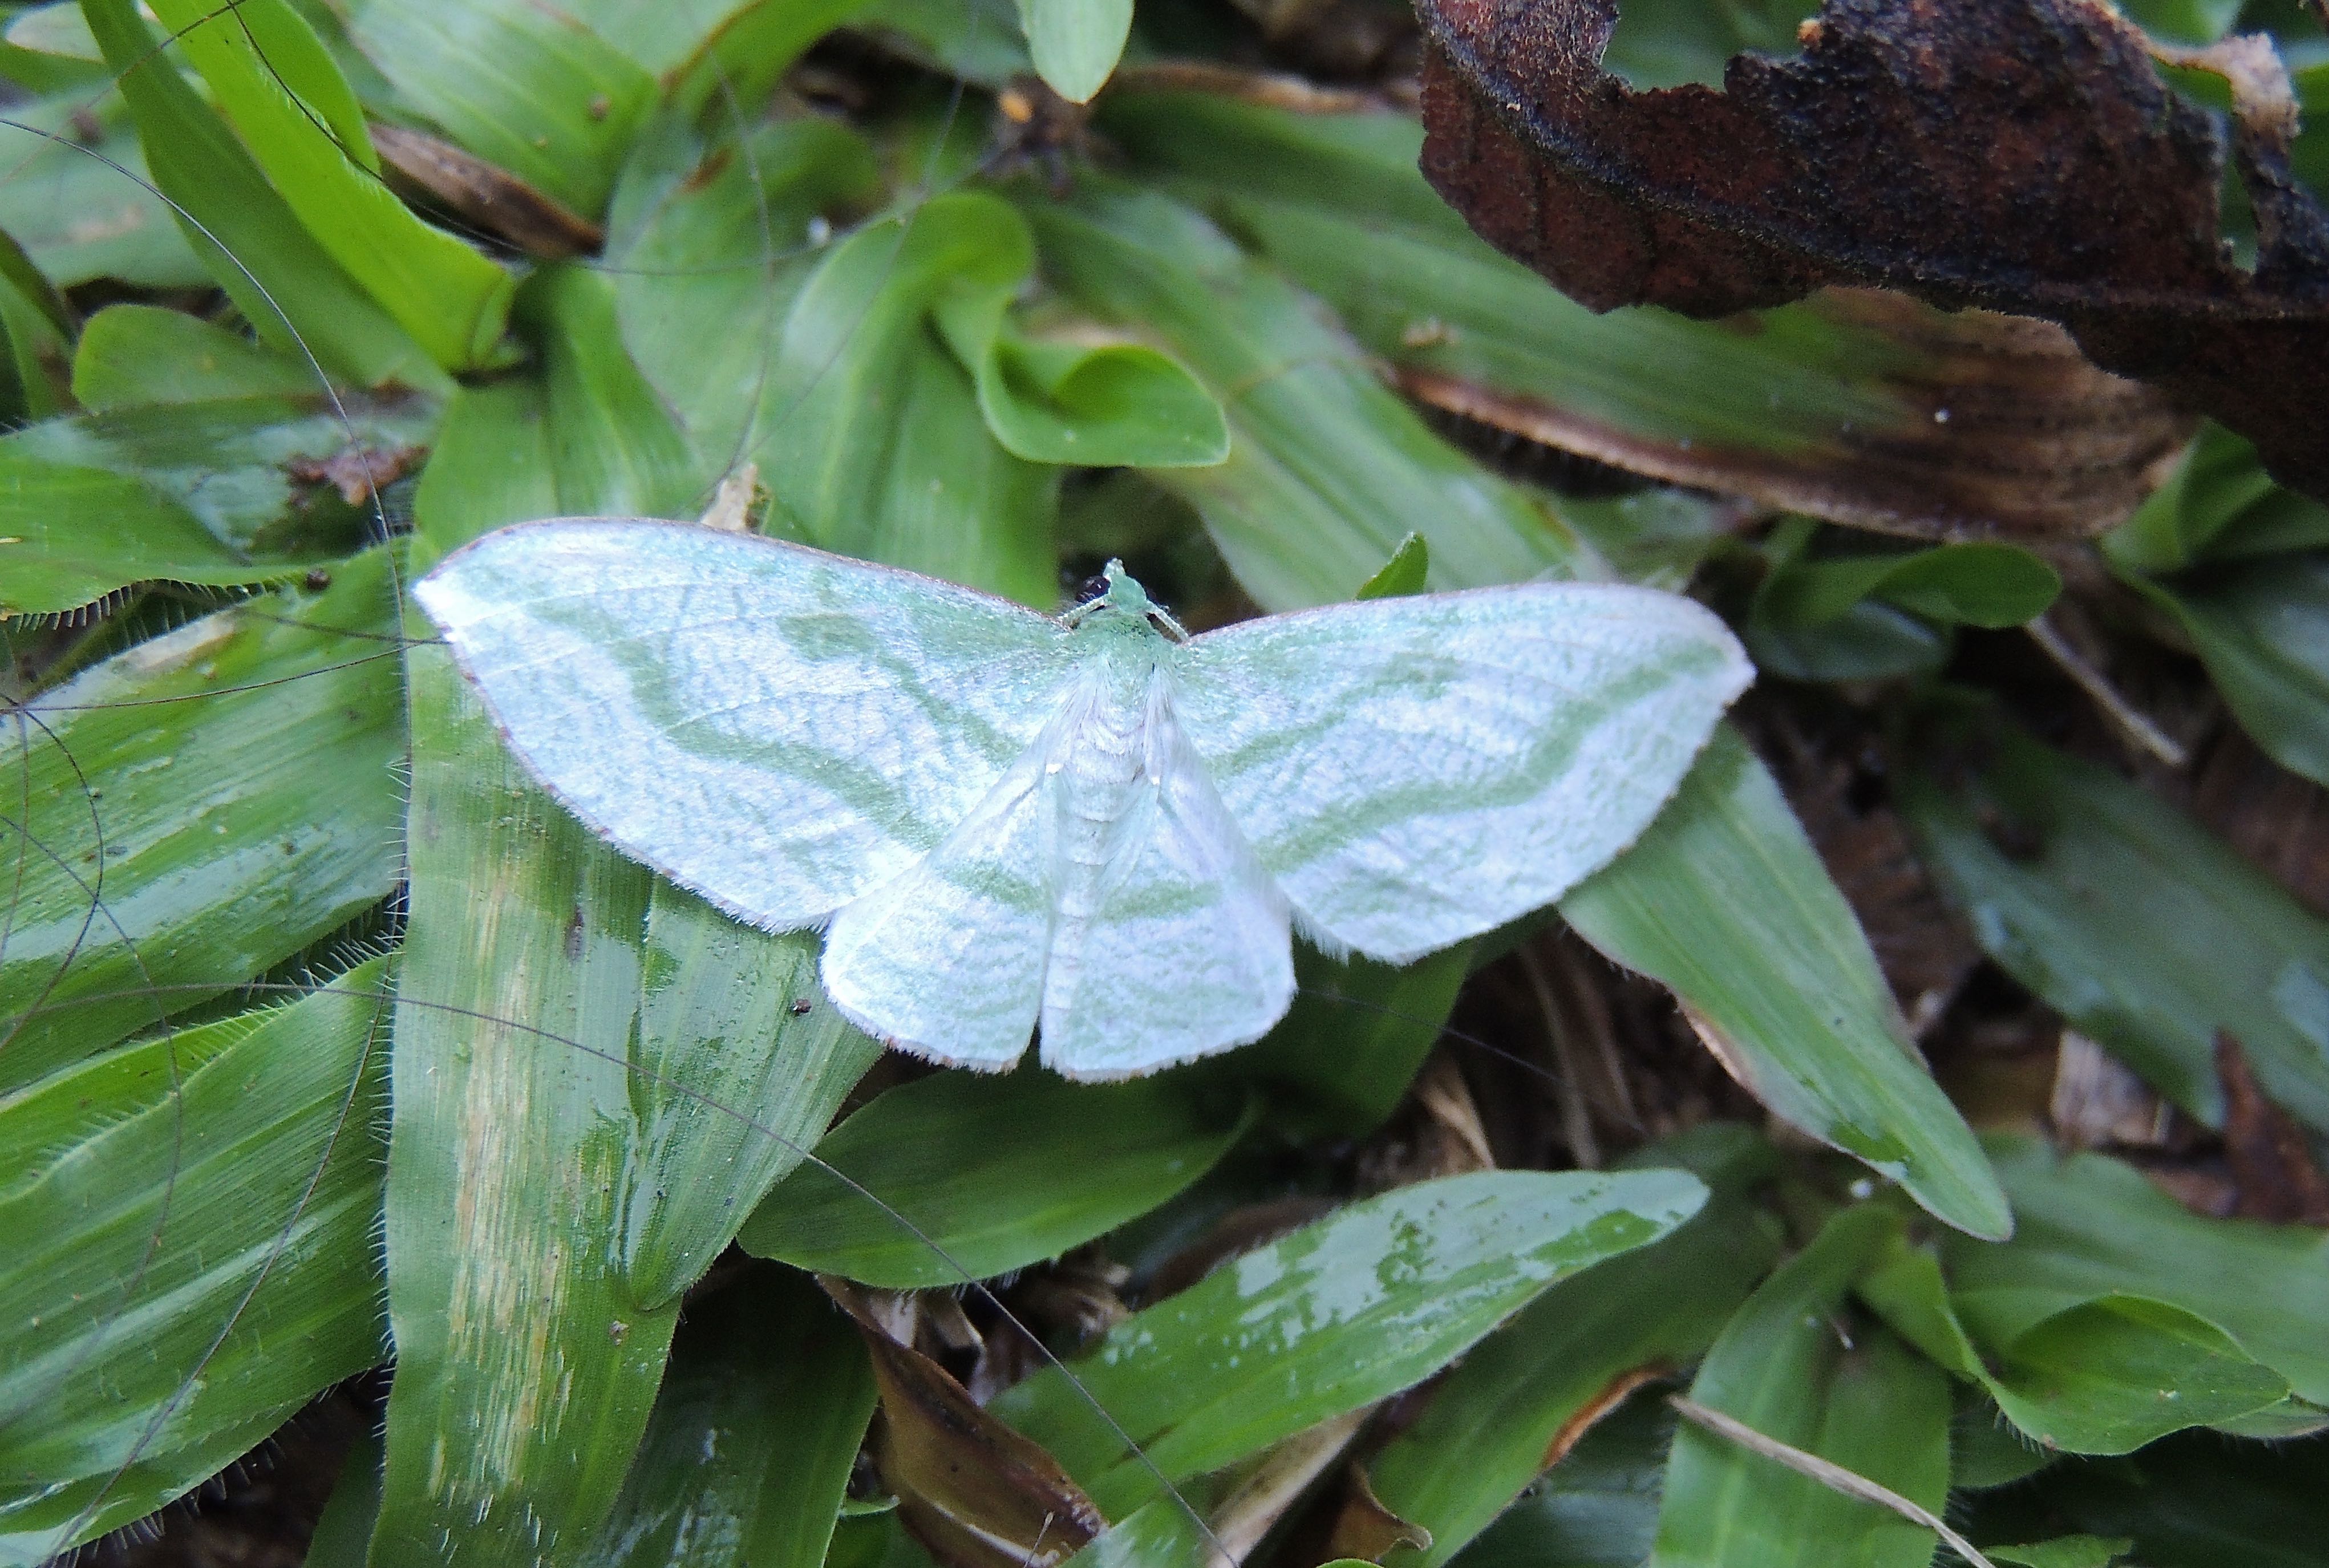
{"left": 1649, "top": 1206, "right": 1951, "bottom": 1568}
{"left": 1983, "top": 1537, "right": 2135, "bottom": 1568}
{"left": 1024, "top": 182, "right": 1591, "bottom": 609}
{"left": 1980, "top": 1297, "right": 2291, "bottom": 1450}
{"left": 1563, "top": 728, "right": 2013, "bottom": 1241}
{"left": 518, "top": 265, "right": 703, "bottom": 521}
{"left": 740, "top": 1067, "right": 1254, "bottom": 1289}
{"left": 1961, "top": 1429, "right": 2329, "bottom": 1568}
{"left": 82, "top": 0, "right": 447, "bottom": 392}
{"left": 0, "top": 960, "right": 392, "bottom": 1558}
{"left": 934, "top": 285, "right": 1230, "bottom": 468}
{"left": 990, "top": 1168, "right": 1709, "bottom": 1517}
{"left": 622, "top": 881, "right": 883, "bottom": 1307}
{"left": 1018, "top": 0, "right": 1131, "bottom": 102}
{"left": 553, "top": 0, "right": 846, "bottom": 77}
{"left": 659, "top": 0, "right": 880, "bottom": 114}
{"left": 342, "top": 0, "right": 655, "bottom": 221}
{"left": 0, "top": 226, "right": 68, "bottom": 422}
{"left": 1449, "top": 1390, "right": 1672, "bottom": 1568}
{"left": 144, "top": 0, "right": 515, "bottom": 372}
{"left": 306, "top": 1435, "right": 386, "bottom": 1568}
{"left": 857, "top": 0, "right": 1031, "bottom": 86}
{"left": 0, "top": 4, "right": 108, "bottom": 92}
{"left": 1941, "top": 1136, "right": 2329, "bottom": 1411}
{"left": 1058, "top": 1492, "right": 1221, "bottom": 1567}
{"left": 1899, "top": 712, "right": 2329, "bottom": 1131}
{"left": 0, "top": 95, "right": 207, "bottom": 289}
{"left": 1857, "top": 1227, "right": 2291, "bottom": 1454}
{"left": 579, "top": 1269, "right": 876, "bottom": 1568}
{"left": 1356, "top": 533, "right": 1429, "bottom": 600}
{"left": 369, "top": 642, "right": 667, "bottom": 1563}
{"left": 374, "top": 379, "right": 875, "bottom": 1563}
{"left": 0, "top": 550, "right": 406, "bottom": 1091}
{"left": 2104, "top": 426, "right": 2324, "bottom": 573}
{"left": 1234, "top": 940, "right": 1473, "bottom": 1139}
{"left": 1743, "top": 531, "right": 2055, "bottom": 684}
{"left": 1744, "top": 599, "right": 1954, "bottom": 685}
{"left": 3, "top": 390, "right": 437, "bottom": 560}
{"left": 2120, "top": 553, "right": 2329, "bottom": 787}
{"left": 1759, "top": 542, "right": 2061, "bottom": 630}
{"left": 71, "top": 305, "right": 319, "bottom": 410}
{"left": 605, "top": 112, "right": 881, "bottom": 475}
{"left": 758, "top": 192, "right": 1059, "bottom": 602}
{"left": 1367, "top": 1125, "right": 1784, "bottom": 1565}
{"left": 0, "top": 458, "right": 290, "bottom": 615}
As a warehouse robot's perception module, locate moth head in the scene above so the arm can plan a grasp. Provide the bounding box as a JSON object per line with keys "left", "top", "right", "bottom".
{"left": 1098, "top": 559, "right": 1156, "bottom": 619}
{"left": 1066, "top": 560, "right": 1188, "bottom": 639}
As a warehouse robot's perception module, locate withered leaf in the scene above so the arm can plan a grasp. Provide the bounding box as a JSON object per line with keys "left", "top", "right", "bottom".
{"left": 824, "top": 1278, "right": 1105, "bottom": 1568}
{"left": 1415, "top": 0, "right": 2329, "bottom": 503}
{"left": 1399, "top": 287, "right": 2191, "bottom": 540}
{"left": 371, "top": 121, "right": 603, "bottom": 260}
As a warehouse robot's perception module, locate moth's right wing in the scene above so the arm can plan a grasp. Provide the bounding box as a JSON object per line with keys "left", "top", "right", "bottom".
{"left": 415, "top": 520, "right": 1077, "bottom": 928}
{"left": 1175, "top": 583, "right": 1751, "bottom": 964}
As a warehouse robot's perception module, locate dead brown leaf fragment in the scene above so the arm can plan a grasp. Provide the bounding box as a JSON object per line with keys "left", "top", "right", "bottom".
{"left": 1415, "top": 0, "right": 2329, "bottom": 503}
{"left": 823, "top": 1278, "right": 1105, "bottom": 1568}
{"left": 2215, "top": 1033, "right": 2329, "bottom": 1224}
{"left": 286, "top": 441, "right": 424, "bottom": 504}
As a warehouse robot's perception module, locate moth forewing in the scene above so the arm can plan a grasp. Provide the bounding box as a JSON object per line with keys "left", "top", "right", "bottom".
{"left": 1174, "top": 581, "right": 1755, "bottom": 964}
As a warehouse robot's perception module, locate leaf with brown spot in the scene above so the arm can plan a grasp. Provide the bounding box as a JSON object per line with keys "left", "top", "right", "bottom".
{"left": 286, "top": 441, "right": 425, "bottom": 505}
{"left": 824, "top": 1278, "right": 1106, "bottom": 1568}
{"left": 372, "top": 121, "right": 604, "bottom": 260}
{"left": 1415, "top": 0, "right": 2329, "bottom": 503}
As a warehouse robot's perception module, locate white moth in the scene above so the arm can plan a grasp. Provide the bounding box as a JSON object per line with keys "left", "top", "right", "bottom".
{"left": 416, "top": 521, "right": 1751, "bottom": 1078}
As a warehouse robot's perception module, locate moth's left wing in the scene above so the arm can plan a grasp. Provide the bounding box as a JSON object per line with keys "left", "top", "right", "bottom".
{"left": 819, "top": 733, "right": 1062, "bottom": 1069}
{"left": 1175, "top": 584, "right": 1751, "bottom": 963}
{"left": 416, "top": 520, "right": 1076, "bottom": 929}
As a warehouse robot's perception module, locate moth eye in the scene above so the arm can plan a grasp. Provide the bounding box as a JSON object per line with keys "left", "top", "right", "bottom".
{"left": 1075, "top": 573, "right": 1111, "bottom": 605}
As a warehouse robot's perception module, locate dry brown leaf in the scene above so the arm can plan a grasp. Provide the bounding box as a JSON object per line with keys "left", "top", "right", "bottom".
{"left": 2049, "top": 1028, "right": 2172, "bottom": 1151}
{"left": 824, "top": 1278, "right": 1105, "bottom": 1568}
{"left": 1400, "top": 288, "right": 2192, "bottom": 541}
{"left": 1415, "top": 0, "right": 2329, "bottom": 503}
